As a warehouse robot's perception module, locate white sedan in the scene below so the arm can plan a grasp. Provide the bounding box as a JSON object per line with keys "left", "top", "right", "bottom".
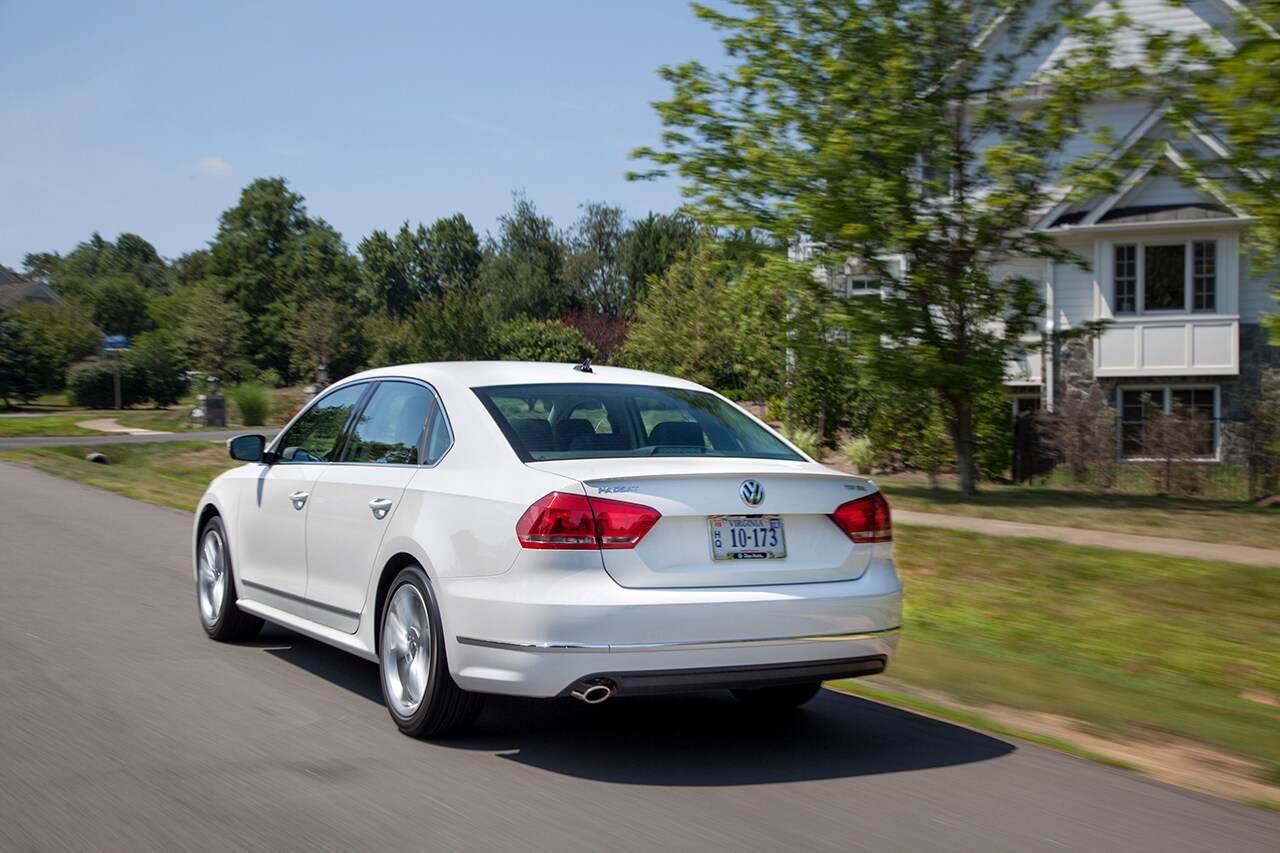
{"left": 194, "top": 362, "right": 903, "bottom": 737}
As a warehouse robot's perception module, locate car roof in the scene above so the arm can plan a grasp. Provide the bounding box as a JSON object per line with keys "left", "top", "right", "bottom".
{"left": 337, "top": 361, "right": 709, "bottom": 393}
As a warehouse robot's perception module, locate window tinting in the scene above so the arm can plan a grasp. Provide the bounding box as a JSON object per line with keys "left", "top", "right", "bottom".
{"left": 277, "top": 383, "right": 367, "bottom": 463}
{"left": 344, "top": 381, "right": 435, "bottom": 465}
{"left": 476, "top": 383, "right": 802, "bottom": 462}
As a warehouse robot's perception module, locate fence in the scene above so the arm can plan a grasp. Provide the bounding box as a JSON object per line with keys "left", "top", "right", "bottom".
{"left": 1014, "top": 413, "right": 1279, "bottom": 501}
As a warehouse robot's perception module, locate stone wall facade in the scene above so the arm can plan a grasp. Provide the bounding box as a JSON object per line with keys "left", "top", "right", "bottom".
{"left": 1043, "top": 323, "right": 1280, "bottom": 465}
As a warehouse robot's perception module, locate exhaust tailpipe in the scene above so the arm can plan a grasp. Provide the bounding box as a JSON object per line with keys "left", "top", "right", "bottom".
{"left": 571, "top": 678, "right": 616, "bottom": 704}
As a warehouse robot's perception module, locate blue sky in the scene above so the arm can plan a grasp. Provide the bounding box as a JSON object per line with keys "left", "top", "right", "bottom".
{"left": 0, "top": 1, "right": 727, "bottom": 268}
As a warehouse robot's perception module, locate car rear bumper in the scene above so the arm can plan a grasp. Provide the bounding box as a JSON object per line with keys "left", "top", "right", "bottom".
{"left": 436, "top": 555, "right": 903, "bottom": 697}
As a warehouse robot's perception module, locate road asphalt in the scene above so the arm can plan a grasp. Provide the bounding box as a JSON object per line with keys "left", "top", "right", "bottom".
{"left": 1, "top": 460, "right": 1277, "bottom": 852}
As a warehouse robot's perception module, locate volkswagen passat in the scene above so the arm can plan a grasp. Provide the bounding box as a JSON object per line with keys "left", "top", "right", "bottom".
{"left": 194, "top": 362, "right": 902, "bottom": 737}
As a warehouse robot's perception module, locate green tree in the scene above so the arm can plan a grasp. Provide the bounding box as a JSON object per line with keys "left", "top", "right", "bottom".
{"left": 0, "top": 314, "right": 42, "bottom": 407}
{"left": 128, "top": 330, "right": 189, "bottom": 407}
{"left": 479, "top": 194, "right": 574, "bottom": 321}
{"left": 208, "top": 178, "right": 361, "bottom": 379}
{"left": 3, "top": 302, "right": 99, "bottom": 392}
{"left": 621, "top": 212, "right": 702, "bottom": 315}
{"left": 88, "top": 274, "right": 153, "bottom": 338}
{"left": 426, "top": 213, "right": 483, "bottom": 292}
{"left": 618, "top": 241, "right": 782, "bottom": 396}
{"left": 358, "top": 223, "right": 434, "bottom": 317}
{"left": 633, "top": 0, "right": 1134, "bottom": 494}
{"left": 565, "top": 202, "right": 629, "bottom": 318}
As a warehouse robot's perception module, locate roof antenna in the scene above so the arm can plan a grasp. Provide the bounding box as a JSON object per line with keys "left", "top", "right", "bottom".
{"left": 574, "top": 357, "right": 593, "bottom": 373}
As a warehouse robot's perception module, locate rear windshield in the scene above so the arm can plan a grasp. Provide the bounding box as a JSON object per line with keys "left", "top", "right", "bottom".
{"left": 474, "top": 383, "right": 803, "bottom": 462}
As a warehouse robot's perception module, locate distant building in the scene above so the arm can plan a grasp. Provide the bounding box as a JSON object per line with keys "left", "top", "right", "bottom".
{"left": 0, "top": 265, "right": 67, "bottom": 309}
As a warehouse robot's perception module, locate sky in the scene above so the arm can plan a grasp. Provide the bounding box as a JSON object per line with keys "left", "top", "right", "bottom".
{"left": 0, "top": 0, "right": 728, "bottom": 269}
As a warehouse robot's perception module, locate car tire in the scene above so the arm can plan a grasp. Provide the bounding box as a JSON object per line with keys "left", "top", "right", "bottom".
{"left": 197, "top": 515, "right": 264, "bottom": 642}
{"left": 731, "top": 681, "right": 823, "bottom": 709}
{"left": 379, "top": 566, "right": 485, "bottom": 738}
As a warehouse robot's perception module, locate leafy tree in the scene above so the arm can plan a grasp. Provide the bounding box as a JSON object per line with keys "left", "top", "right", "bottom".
{"left": 412, "top": 290, "right": 492, "bottom": 362}
{"left": 110, "top": 233, "right": 171, "bottom": 292}
{"left": 618, "top": 241, "right": 783, "bottom": 396}
{"left": 153, "top": 286, "right": 251, "bottom": 381}
{"left": 633, "top": 0, "right": 1134, "bottom": 494}
{"left": 426, "top": 214, "right": 483, "bottom": 292}
{"left": 479, "top": 194, "right": 574, "bottom": 321}
{"left": 0, "top": 314, "right": 42, "bottom": 407}
{"left": 128, "top": 330, "right": 189, "bottom": 407}
{"left": 621, "top": 212, "right": 702, "bottom": 315}
{"left": 208, "top": 178, "right": 361, "bottom": 379}
{"left": 2, "top": 302, "right": 99, "bottom": 391}
{"left": 487, "top": 317, "right": 593, "bottom": 363}
{"left": 87, "top": 274, "right": 153, "bottom": 338}
{"left": 358, "top": 223, "right": 434, "bottom": 317}
{"left": 565, "top": 202, "right": 629, "bottom": 318}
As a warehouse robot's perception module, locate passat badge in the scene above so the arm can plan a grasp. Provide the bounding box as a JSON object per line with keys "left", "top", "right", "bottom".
{"left": 739, "top": 479, "right": 765, "bottom": 507}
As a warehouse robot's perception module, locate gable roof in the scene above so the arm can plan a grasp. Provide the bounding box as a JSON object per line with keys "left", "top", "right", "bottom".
{"left": 0, "top": 266, "right": 67, "bottom": 309}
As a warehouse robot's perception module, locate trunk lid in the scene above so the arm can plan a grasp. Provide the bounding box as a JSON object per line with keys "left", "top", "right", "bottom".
{"left": 525, "top": 457, "right": 886, "bottom": 589}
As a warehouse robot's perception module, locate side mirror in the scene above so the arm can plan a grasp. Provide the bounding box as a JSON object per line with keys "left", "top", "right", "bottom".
{"left": 228, "top": 434, "right": 267, "bottom": 463}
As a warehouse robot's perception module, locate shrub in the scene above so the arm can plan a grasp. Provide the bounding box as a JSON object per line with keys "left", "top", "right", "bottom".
{"left": 67, "top": 360, "right": 148, "bottom": 409}
{"left": 781, "top": 425, "right": 821, "bottom": 459}
{"left": 839, "top": 435, "right": 877, "bottom": 472}
{"left": 229, "top": 383, "right": 270, "bottom": 426}
{"left": 487, "top": 317, "right": 592, "bottom": 363}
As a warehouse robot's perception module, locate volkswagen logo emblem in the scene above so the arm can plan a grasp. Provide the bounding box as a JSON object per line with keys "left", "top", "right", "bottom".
{"left": 739, "top": 479, "right": 765, "bottom": 507}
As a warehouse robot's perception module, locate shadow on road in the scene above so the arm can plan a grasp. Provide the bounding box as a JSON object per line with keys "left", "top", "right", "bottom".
{"left": 261, "top": 627, "right": 1016, "bottom": 786}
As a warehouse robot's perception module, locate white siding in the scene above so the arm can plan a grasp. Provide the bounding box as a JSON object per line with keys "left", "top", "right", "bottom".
{"left": 1051, "top": 243, "right": 1098, "bottom": 331}
{"left": 1120, "top": 173, "right": 1212, "bottom": 208}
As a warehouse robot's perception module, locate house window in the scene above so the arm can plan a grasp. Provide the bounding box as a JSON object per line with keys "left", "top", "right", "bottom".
{"left": 1112, "top": 240, "right": 1217, "bottom": 315}
{"left": 1193, "top": 241, "right": 1216, "bottom": 311}
{"left": 1114, "top": 245, "right": 1137, "bottom": 313}
{"left": 1117, "top": 386, "right": 1217, "bottom": 458}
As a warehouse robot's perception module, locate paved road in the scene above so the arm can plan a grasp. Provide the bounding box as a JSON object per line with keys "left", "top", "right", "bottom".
{"left": 1, "top": 462, "right": 1277, "bottom": 852}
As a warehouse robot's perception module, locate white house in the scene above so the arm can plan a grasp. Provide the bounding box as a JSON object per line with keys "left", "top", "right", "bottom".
{"left": 812, "top": 0, "right": 1279, "bottom": 462}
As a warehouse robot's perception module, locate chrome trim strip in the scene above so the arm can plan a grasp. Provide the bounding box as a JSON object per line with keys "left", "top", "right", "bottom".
{"left": 456, "top": 627, "right": 901, "bottom": 654}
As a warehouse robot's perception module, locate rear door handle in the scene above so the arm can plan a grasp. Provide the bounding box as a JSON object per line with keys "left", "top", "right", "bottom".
{"left": 289, "top": 491, "right": 309, "bottom": 510}
{"left": 369, "top": 498, "right": 394, "bottom": 520}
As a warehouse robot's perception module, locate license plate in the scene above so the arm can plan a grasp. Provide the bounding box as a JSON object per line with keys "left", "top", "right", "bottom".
{"left": 709, "top": 515, "right": 786, "bottom": 561}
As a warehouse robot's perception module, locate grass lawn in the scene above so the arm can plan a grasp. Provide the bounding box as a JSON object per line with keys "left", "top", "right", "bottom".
{"left": 0, "top": 416, "right": 99, "bottom": 437}
{"left": 836, "top": 524, "right": 1280, "bottom": 794}
{"left": 871, "top": 473, "right": 1280, "bottom": 550}
{"left": 0, "top": 441, "right": 237, "bottom": 510}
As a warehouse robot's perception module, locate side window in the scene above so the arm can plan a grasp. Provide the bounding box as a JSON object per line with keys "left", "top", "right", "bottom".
{"left": 423, "top": 401, "right": 454, "bottom": 465}
{"left": 277, "top": 383, "right": 368, "bottom": 463}
{"left": 344, "top": 381, "right": 436, "bottom": 465}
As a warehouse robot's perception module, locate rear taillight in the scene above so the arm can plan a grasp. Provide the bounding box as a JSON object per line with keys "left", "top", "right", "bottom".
{"left": 516, "top": 492, "right": 661, "bottom": 550}
{"left": 830, "top": 491, "right": 892, "bottom": 543}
